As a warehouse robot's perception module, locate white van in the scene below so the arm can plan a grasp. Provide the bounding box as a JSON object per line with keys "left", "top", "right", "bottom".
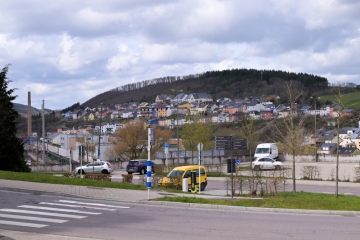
{"left": 254, "top": 143, "right": 278, "bottom": 160}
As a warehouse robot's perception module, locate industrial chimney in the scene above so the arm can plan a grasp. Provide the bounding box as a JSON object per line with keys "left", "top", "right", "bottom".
{"left": 27, "top": 91, "right": 32, "bottom": 137}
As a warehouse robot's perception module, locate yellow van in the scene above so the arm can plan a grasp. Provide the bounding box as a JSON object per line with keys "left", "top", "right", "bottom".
{"left": 158, "top": 165, "right": 207, "bottom": 191}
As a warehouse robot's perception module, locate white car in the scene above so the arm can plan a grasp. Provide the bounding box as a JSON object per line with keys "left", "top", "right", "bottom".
{"left": 252, "top": 157, "right": 282, "bottom": 171}
{"left": 74, "top": 161, "right": 113, "bottom": 174}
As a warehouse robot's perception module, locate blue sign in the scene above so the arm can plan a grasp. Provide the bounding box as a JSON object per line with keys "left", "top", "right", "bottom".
{"left": 236, "top": 160, "right": 241, "bottom": 165}
{"left": 164, "top": 142, "right": 168, "bottom": 148}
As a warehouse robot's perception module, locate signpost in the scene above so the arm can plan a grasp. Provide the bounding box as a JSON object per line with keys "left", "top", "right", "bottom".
{"left": 197, "top": 142, "right": 203, "bottom": 194}
{"left": 215, "top": 136, "right": 248, "bottom": 198}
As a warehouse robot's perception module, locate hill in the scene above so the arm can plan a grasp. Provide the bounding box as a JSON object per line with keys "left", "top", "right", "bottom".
{"left": 13, "top": 103, "right": 52, "bottom": 117}
{"left": 80, "top": 69, "right": 328, "bottom": 108}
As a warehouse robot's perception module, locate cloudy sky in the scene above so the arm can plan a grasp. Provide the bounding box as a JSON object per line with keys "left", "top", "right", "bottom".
{"left": 1, "top": 0, "right": 360, "bottom": 110}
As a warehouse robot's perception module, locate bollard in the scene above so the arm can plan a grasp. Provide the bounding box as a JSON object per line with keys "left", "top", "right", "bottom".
{"left": 182, "top": 178, "right": 188, "bottom": 192}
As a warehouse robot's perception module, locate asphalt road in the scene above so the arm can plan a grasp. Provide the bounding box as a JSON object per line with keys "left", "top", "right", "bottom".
{"left": 1, "top": 190, "right": 360, "bottom": 240}
{"left": 112, "top": 167, "right": 360, "bottom": 196}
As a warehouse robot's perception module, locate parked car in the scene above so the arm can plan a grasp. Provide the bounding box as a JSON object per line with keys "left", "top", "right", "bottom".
{"left": 158, "top": 165, "right": 207, "bottom": 191}
{"left": 74, "top": 161, "right": 113, "bottom": 174}
{"left": 126, "top": 159, "right": 155, "bottom": 174}
{"left": 252, "top": 157, "right": 283, "bottom": 171}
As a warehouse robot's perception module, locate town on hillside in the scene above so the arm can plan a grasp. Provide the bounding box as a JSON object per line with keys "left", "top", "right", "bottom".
{"left": 24, "top": 92, "right": 360, "bottom": 165}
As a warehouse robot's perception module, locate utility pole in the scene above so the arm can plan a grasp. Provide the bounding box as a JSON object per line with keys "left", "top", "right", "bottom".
{"left": 42, "top": 100, "right": 45, "bottom": 164}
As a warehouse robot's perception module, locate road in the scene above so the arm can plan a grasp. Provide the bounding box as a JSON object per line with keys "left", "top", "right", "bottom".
{"left": 112, "top": 166, "right": 360, "bottom": 196}
{"left": 1, "top": 190, "right": 360, "bottom": 240}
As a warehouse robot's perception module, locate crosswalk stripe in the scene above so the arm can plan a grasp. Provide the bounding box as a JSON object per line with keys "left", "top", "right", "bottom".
{"left": 18, "top": 205, "right": 101, "bottom": 215}
{"left": 0, "top": 209, "right": 86, "bottom": 219}
{"left": 39, "top": 202, "right": 117, "bottom": 211}
{"left": 0, "top": 219, "right": 47, "bottom": 228}
{"left": 0, "top": 213, "right": 68, "bottom": 223}
{"left": 58, "top": 200, "right": 131, "bottom": 209}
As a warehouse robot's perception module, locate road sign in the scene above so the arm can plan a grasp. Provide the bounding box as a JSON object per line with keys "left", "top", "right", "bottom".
{"left": 197, "top": 142, "right": 203, "bottom": 151}
{"left": 215, "top": 136, "right": 233, "bottom": 150}
{"left": 236, "top": 160, "right": 240, "bottom": 165}
{"left": 233, "top": 138, "right": 248, "bottom": 150}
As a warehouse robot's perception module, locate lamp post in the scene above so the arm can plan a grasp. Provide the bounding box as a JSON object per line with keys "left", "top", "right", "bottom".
{"left": 311, "top": 96, "right": 320, "bottom": 162}
{"left": 98, "top": 103, "right": 102, "bottom": 160}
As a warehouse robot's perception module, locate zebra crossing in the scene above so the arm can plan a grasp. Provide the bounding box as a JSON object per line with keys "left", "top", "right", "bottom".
{"left": 0, "top": 199, "right": 130, "bottom": 229}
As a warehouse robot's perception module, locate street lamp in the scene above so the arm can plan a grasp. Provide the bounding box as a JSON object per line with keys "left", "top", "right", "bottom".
{"left": 311, "top": 96, "right": 320, "bottom": 162}
{"left": 98, "top": 103, "right": 102, "bottom": 160}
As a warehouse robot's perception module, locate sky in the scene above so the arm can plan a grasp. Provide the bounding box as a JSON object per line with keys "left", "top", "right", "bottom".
{"left": 1, "top": 0, "right": 360, "bottom": 110}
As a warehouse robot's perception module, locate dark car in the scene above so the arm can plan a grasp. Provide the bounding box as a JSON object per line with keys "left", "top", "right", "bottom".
{"left": 126, "top": 159, "right": 155, "bottom": 174}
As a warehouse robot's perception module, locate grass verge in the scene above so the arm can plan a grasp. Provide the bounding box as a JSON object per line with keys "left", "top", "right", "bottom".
{"left": 155, "top": 191, "right": 360, "bottom": 211}
{"left": 0, "top": 171, "right": 147, "bottom": 190}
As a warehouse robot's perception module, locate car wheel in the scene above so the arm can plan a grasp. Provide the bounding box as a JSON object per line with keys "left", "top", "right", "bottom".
{"left": 127, "top": 172, "right": 132, "bottom": 174}
{"left": 78, "top": 169, "right": 84, "bottom": 174}
{"left": 254, "top": 166, "right": 260, "bottom": 171}
{"left": 101, "top": 169, "right": 109, "bottom": 174}
{"left": 140, "top": 169, "right": 145, "bottom": 175}
{"left": 200, "top": 182, "right": 206, "bottom": 191}
{"left": 275, "top": 165, "right": 281, "bottom": 170}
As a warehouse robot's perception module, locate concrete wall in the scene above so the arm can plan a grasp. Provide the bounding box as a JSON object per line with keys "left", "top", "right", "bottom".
{"left": 30, "top": 164, "right": 78, "bottom": 173}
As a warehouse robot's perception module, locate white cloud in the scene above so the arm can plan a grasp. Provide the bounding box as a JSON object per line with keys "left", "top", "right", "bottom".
{"left": 2, "top": 0, "right": 360, "bottom": 109}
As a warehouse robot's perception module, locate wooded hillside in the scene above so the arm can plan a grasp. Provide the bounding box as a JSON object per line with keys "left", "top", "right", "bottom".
{"left": 80, "top": 69, "right": 328, "bottom": 108}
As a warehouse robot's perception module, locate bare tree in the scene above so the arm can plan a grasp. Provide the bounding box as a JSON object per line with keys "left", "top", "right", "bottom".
{"left": 270, "top": 80, "right": 309, "bottom": 193}
{"left": 332, "top": 85, "right": 354, "bottom": 198}
{"left": 112, "top": 120, "right": 172, "bottom": 161}
{"left": 113, "top": 120, "right": 148, "bottom": 160}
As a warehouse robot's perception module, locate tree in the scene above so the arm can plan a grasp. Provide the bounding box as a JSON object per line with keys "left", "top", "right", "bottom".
{"left": 270, "top": 80, "right": 308, "bottom": 193}
{"left": 332, "top": 85, "right": 355, "bottom": 198}
{"left": 0, "top": 65, "right": 30, "bottom": 172}
{"left": 112, "top": 120, "right": 172, "bottom": 161}
{"left": 113, "top": 120, "right": 147, "bottom": 160}
{"left": 180, "top": 123, "right": 213, "bottom": 164}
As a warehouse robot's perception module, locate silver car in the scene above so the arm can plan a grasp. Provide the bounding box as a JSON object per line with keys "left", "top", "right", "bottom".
{"left": 74, "top": 161, "right": 113, "bottom": 174}
{"left": 252, "top": 157, "right": 283, "bottom": 171}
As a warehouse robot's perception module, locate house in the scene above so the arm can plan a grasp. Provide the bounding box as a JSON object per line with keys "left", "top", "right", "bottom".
{"left": 72, "top": 110, "right": 83, "bottom": 120}
{"left": 187, "top": 93, "right": 213, "bottom": 103}
{"left": 82, "top": 112, "right": 95, "bottom": 121}
{"left": 338, "top": 147, "right": 359, "bottom": 155}
{"left": 247, "top": 110, "right": 260, "bottom": 120}
{"left": 315, "top": 129, "right": 337, "bottom": 145}
{"left": 157, "top": 105, "right": 172, "bottom": 118}
{"left": 318, "top": 143, "right": 337, "bottom": 154}
{"left": 155, "top": 94, "right": 174, "bottom": 103}
{"left": 122, "top": 110, "right": 135, "bottom": 119}
{"left": 246, "top": 101, "right": 265, "bottom": 113}
{"left": 260, "top": 109, "right": 274, "bottom": 119}
{"left": 338, "top": 127, "right": 360, "bottom": 147}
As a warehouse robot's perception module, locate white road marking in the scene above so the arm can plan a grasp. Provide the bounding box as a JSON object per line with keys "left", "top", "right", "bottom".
{"left": 58, "top": 200, "right": 131, "bottom": 209}
{"left": 39, "top": 202, "right": 117, "bottom": 211}
{"left": 18, "top": 205, "right": 101, "bottom": 215}
{"left": 0, "top": 219, "right": 47, "bottom": 228}
{"left": 0, "top": 209, "right": 86, "bottom": 219}
{"left": 0, "top": 213, "right": 68, "bottom": 223}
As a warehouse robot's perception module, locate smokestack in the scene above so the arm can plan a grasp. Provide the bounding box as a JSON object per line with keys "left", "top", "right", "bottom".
{"left": 27, "top": 91, "right": 32, "bottom": 137}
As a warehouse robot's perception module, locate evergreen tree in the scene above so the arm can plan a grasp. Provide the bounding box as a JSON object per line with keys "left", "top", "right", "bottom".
{"left": 0, "top": 65, "right": 30, "bottom": 172}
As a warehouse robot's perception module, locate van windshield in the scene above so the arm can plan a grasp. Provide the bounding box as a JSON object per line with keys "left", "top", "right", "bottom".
{"left": 255, "top": 148, "right": 269, "bottom": 154}
{"left": 167, "top": 170, "right": 184, "bottom": 177}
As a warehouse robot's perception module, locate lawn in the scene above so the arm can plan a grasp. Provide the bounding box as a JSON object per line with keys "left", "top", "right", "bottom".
{"left": 156, "top": 191, "right": 360, "bottom": 211}
{"left": 0, "top": 170, "right": 147, "bottom": 190}
{"left": 321, "top": 91, "right": 360, "bottom": 109}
